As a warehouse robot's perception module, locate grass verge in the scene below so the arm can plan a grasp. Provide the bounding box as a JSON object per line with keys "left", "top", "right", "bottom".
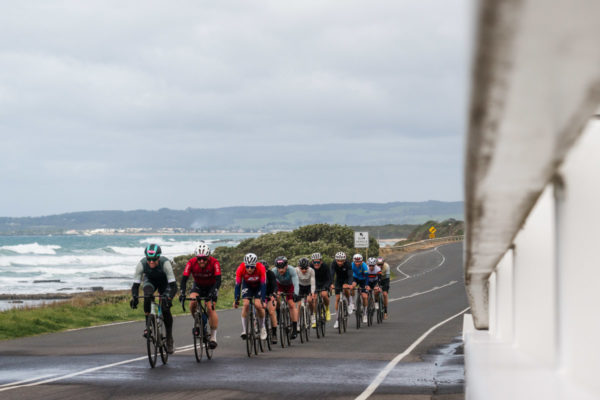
{"left": 0, "top": 285, "right": 235, "bottom": 341}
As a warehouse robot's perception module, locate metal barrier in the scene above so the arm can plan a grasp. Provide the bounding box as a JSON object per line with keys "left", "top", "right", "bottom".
{"left": 388, "top": 235, "right": 464, "bottom": 251}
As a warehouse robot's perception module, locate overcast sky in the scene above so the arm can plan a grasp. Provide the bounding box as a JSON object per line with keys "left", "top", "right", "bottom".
{"left": 1, "top": 0, "right": 472, "bottom": 218}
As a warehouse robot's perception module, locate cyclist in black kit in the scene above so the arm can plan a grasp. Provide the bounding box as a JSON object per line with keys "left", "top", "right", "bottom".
{"left": 310, "top": 252, "right": 332, "bottom": 321}
{"left": 130, "top": 244, "right": 178, "bottom": 354}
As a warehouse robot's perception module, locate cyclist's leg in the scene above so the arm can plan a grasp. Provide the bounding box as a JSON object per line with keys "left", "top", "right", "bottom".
{"left": 189, "top": 285, "right": 199, "bottom": 316}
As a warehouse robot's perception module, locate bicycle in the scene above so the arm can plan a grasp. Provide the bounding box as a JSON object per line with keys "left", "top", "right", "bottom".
{"left": 354, "top": 289, "right": 364, "bottom": 329}
{"left": 277, "top": 293, "right": 292, "bottom": 348}
{"left": 181, "top": 296, "right": 214, "bottom": 362}
{"left": 298, "top": 295, "right": 312, "bottom": 343}
{"left": 366, "top": 289, "right": 375, "bottom": 327}
{"left": 244, "top": 296, "right": 261, "bottom": 357}
{"left": 315, "top": 290, "right": 328, "bottom": 338}
{"left": 376, "top": 290, "right": 385, "bottom": 324}
{"left": 139, "top": 295, "right": 169, "bottom": 368}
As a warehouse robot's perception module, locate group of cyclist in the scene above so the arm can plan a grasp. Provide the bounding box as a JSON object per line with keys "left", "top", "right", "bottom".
{"left": 130, "top": 242, "right": 391, "bottom": 354}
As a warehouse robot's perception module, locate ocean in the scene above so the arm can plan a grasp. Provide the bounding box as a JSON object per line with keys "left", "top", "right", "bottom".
{"left": 0, "top": 234, "right": 255, "bottom": 296}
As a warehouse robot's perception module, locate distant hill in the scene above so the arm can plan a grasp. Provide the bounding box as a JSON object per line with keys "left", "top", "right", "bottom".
{"left": 0, "top": 201, "right": 464, "bottom": 234}
{"left": 394, "top": 218, "right": 465, "bottom": 246}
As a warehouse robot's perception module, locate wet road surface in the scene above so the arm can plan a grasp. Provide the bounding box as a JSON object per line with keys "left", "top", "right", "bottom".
{"left": 0, "top": 242, "right": 468, "bottom": 399}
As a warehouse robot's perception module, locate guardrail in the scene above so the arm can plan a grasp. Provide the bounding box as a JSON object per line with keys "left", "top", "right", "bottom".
{"left": 388, "top": 235, "right": 464, "bottom": 251}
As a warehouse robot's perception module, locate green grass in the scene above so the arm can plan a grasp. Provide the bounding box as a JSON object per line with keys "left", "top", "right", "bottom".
{"left": 0, "top": 286, "right": 235, "bottom": 341}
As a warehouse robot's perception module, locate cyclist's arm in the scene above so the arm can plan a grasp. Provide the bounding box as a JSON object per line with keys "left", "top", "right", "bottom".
{"left": 234, "top": 264, "right": 243, "bottom": 301}
{"left": 345, "top": 265, "right": 353, "bottom": 285}
{"left": 131, "top": 261, "right": 143, "bottom": 297}
{"left": 259, "top": 264, "right": 267, "bottom": 302}
{"left": 163, "top": 259, "right": 178, "bottom": 297}
{"left": 289, "top": 267, "right": 300, "bottom": 296}
{"left": 209, "top": 260, "right": 222, "bottom": 292}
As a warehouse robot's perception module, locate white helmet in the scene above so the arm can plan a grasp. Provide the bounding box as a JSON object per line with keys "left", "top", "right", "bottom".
{"left": 353, "top": 253, "right": 363, "bottom": 263}
{"left": 195, "top": 242, "right": 211, "bottom": 257}
{"left": 367, "top": 257, "right": 377, "bottom": 266}
{"left": 244, "top": 253, "right": 258, "bottom": 267}
{"left": 311, "top": 252, "right": 322, "bottom": 260}
{"left": 335, "top": 251, "right": 346, "bottom": 261}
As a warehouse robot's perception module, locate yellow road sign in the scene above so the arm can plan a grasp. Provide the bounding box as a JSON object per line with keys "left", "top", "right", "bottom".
{"left": 429, "top": 226, "right": 437, "bottom": 233}
{"left": 429, "top": 232, "right": 436, "bottom": 239}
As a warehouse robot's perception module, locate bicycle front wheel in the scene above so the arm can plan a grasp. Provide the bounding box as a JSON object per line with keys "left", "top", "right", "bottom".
{"left": 246, "top": 312, "right": 253, "bottom": 357}
{"left": 319, "top": 302, "right": 326, "bottom": 337}
{"left": 299, "top": 305, "right": 305, "bottom": 343}
{"left": 146, "top": 315, "right": 158, "bottom": 368}
{"left": 193, "top": 314, "right": 203, "bottom": 362}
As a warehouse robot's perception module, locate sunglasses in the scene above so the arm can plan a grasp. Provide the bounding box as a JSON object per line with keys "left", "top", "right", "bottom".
{"left": 197, "top": 256, "right": 208, "bottom": 262}
{"left": 147, "top": 257, "right": 159, "bottom": 262}
{"left": 276, "top": 265, "right": 286, "bottom": 269}
{"left": 246, "top": 265, "right": 256, "bottom": 269}
{"left": 377, "top": 263, "right": 383, "bottom": 266}
{"left": 313, "top": 261, "right": 321, "bottom": 264}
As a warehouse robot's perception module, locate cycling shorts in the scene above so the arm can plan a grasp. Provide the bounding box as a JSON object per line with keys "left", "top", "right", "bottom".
{"left": 353, "top": 278, "right": 367, "bottom": 293}
{"left": 380, "top": 278, "right": 390, "bottom": 292}
{"left": 191, "top": 282, "right": 218, "bottom": 302}
{"left": 298, "top": 284, "right": 312, "bottom": 297}
{"left": 241, "top": 282, "right": 261, "bottom": 300}
{"left": 278, "top": 283, "right": 295, "bottom": 301}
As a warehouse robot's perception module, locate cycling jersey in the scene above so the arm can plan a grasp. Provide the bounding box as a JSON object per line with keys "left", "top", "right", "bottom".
{"left": 331, "top": 260, "right": 353, "bottom": 285}
{"left": 366, "top": 265, "right": 381, "bottom": 287}
{"left": 311, "top": 261, "right": 332, "bottom": 289}
{"left": 182, "top": 256, "right": 221, "bottom": 286}
{"left": 274, "top": 265, "right": 299, "bottom": 296}
{"left": 352, "top": 261, "right": 369, "bottom": 281}
{"left": 132, "top": 256, "right": 177, "bottom": 293}
{"left": 296, "top": 267, "right": 315, "bottom": 293}
{"left": 234, "top": 262, "right": 266, "bottom": 302}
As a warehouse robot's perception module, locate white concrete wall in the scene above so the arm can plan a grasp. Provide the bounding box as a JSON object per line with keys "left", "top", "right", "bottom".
{"left": 464, "top": 120, "right": 600, "bottom": 399}
{"left": 556, "top": 118, "right": 600, "bottom": 392}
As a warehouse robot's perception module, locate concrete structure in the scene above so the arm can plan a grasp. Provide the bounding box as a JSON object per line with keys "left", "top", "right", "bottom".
{"left": 463, "top": 0, "right": 600, "bottom": 398}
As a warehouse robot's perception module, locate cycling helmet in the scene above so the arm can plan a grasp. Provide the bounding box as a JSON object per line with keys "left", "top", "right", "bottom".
{"left": 145, "top": 244, "right": 162, "bottom": 260}
{"left": 311, "top": 252, "right": 322, "bottom": 260}
{"left": 367, "top": 257, "right": 377, "bottom": 266}
{"left": 244, "top": 253, "right": 258, "bottom": 267}
{"left": 275, "top": 256, "right": 288, "bottom": 269}
{"left": 259, "top": 260, "right": 269, "bottom": 268}
{"left": 353, "top": 253, "right": 363, "bottom": 263}
{"left": 376, "top": 256, "right": 385, "bottom": 265}
{"left": 298, "top": 257, "right": 310, "bottom": 269}
{"left": 195, "top": 242, "right": 211, "bottom": 257}
{"left": 335, "top": 251, "right": 346, "bottom": 261}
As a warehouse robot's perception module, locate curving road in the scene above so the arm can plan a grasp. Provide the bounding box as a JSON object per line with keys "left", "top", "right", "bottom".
{"left": 0, "top": 242, "right": 468, "bottom": 399}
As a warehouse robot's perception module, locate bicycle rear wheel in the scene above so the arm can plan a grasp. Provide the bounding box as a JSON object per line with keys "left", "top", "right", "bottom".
{"left": 285, "top": 308, "right": 292, "bottom": 346}
{"left": 146, "top": 315, "right": 157, "bottom": 368}
{"left": 204, "top": 310, "right": 214, "bottom": 360}
{"left": 158, "top": 318, "right": 168, "bottom": 364}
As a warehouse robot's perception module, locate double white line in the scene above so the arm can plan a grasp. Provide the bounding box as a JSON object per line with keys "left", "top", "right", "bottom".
{"left": 0, "top": 344, "right": 196, "bottom": 392}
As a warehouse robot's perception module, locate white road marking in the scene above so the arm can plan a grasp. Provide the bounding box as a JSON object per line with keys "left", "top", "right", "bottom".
{"left": 65, "top": 320, "right": 139, "bottom": 332}
{"left": 392, "top": 245, "right": 447, "bottom": 284}
{"left": 354, "top": 306, "right": 470, "bottom": 400}
{"left": 0, "top": 343, "right": 196, "bottom": 392}
{"left": 0, "top": 374, "right": 57, "bottom": 388}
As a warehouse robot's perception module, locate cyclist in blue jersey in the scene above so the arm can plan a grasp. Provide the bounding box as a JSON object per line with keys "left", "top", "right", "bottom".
{"left": 351, "top": 253, "right": 369, "bottom": 324}
{"left": 274, "top": 256, "right": 300, "bottom": 339}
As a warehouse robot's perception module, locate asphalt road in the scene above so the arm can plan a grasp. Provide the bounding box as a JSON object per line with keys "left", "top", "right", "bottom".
{"left": 0, "top": 242, "right": 469, "bottom": 400}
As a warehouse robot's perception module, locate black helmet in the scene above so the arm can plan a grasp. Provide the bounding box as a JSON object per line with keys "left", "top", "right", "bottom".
{"left": 275, "top": 256, "right": 288, "bottom": 269}
{"left": 259, "top": 260, "right": 269, "bottom": 268}
{"left": 298, "top": 257, "right": 310, "bottom": 269}
{"left": 144, "top": 244, "right": 162, "bottom": 260}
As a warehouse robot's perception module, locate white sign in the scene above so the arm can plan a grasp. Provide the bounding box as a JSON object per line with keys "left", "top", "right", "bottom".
{"left": 354, "top": 231, "right": 369, "bottom": 248}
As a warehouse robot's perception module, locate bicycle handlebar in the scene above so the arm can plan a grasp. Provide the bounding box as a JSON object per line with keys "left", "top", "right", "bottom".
{"left": 180, "top": 296, "right": 214, "bottom": 312}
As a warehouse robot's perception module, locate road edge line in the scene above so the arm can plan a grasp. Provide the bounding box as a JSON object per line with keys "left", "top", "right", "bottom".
{"left": 354, "top": 306, "right": 470, "bottom": 400}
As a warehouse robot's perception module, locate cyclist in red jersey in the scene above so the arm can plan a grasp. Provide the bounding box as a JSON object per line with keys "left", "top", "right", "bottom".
{"left": 179, "top": 242, "right": 221, "bottom": 349}
{"left": 234, "top": 253, "right": 268, "bottom": 341}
